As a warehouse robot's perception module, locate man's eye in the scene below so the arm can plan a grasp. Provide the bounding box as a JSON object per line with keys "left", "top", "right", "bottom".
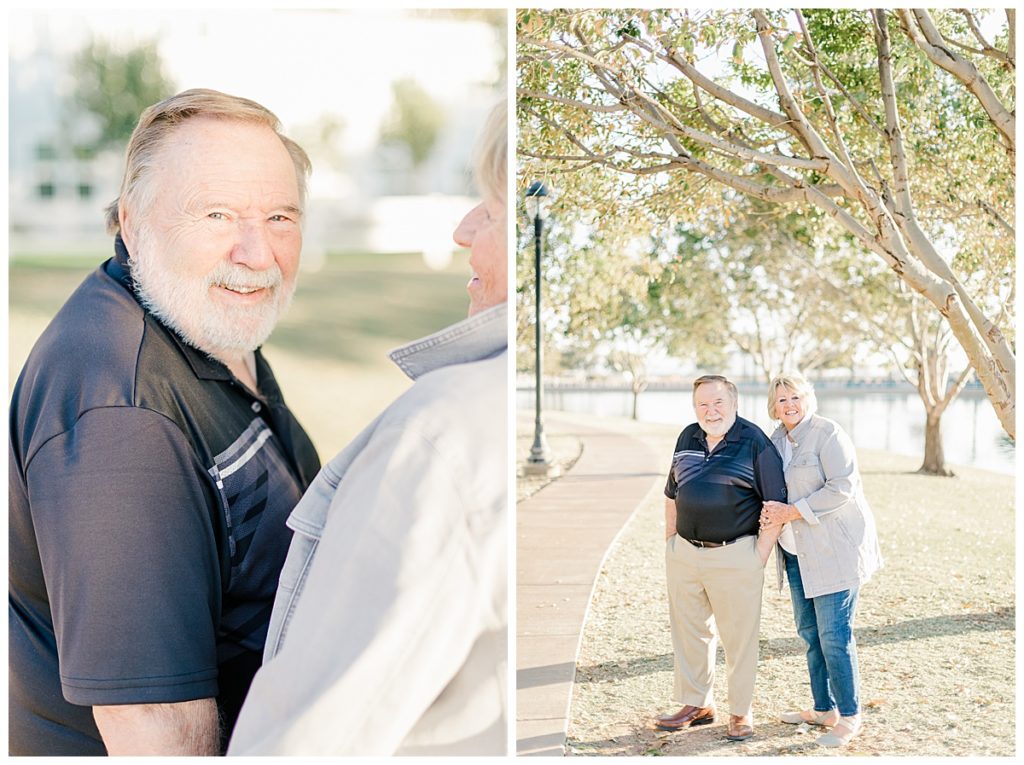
{"left": 208, "top": 212, "right": 226, "bottom": 220}
{"left": 270, "top": 215, "right": 292, "bottom": 222}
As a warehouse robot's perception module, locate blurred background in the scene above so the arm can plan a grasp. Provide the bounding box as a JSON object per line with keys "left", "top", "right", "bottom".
{"left": 9, "top": 8, "right": 507, "bottom": 457}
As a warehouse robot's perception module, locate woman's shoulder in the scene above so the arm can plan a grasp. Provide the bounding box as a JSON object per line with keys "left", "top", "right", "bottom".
{"left": 805, "top": 414, "right": 853, "bottom": 446}
{"left": 808, "top": 413, "right": 841, "bottom": 432}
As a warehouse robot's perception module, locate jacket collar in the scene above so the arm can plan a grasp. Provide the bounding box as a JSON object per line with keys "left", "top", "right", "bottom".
{"left": 772, "top": 413, "right": 815, "bottom": 447}
{"left": 388, "top": 303, "right": 507, "bottom": 381}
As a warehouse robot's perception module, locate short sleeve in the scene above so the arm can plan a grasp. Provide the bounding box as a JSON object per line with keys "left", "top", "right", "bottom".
{"left": 664, "top": 463, "right": 677, "bottom": 499}
{"left": 754, "top": 441, "right": 788, "bottom": 503}
{"left": 25, "top": 407, "right": 221, "bottom": 706}
{"left": 664, "top": 433, "right": 684, "bottom": 499}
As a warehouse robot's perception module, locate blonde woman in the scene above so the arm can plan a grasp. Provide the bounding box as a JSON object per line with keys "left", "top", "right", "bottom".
{"left": 759, "top": 373, "right": 882, "bottom": 748}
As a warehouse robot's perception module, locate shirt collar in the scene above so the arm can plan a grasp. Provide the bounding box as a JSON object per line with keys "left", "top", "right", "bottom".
{"left": 388, "top": 302, "right": 507, "bottom": 381}
{"left": 106, "top": 233, "right": 135, "bottom": 291}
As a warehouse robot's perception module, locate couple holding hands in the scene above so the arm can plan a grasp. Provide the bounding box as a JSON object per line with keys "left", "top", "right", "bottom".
{"left": 658, "top": 373, "right": 882, "bottom": 748}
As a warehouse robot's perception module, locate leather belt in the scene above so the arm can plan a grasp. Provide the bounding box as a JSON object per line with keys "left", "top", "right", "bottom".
{"left": 684, "top": 533, "right": 755, "bottom": 549}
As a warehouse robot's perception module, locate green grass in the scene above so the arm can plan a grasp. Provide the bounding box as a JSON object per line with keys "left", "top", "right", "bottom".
{"left": 272, "top": 250, "right": 471, "bottom": 364}
{"left": 9, "top": 249, "right": 474, "bottom": 457}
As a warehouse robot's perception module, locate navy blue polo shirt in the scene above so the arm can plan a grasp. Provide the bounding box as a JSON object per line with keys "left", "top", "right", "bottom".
{"left": 664, "top": 415, "right": 786, "bottom": 542}
{"left": 8, "top": 237, "right": 320, "bottom": 755}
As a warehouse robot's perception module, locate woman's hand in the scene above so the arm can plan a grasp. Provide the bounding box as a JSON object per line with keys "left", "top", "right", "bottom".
{"left": 760, "top": 500, "right": 801, "bottom": 529}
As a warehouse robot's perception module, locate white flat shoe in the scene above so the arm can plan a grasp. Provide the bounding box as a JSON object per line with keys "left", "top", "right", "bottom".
{"left": 816, "top": 716, "right": 861, "bottom": 747}
{"left": 780, "top": 708, "right": 839, "bottom": 726}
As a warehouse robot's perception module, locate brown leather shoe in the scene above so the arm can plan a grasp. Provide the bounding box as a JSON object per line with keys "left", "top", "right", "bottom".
{"left": 655, "top": 705, "right": 716, "bottom": 731}
{"left": 725, "top": 714, "right": 754, "bottom": 741}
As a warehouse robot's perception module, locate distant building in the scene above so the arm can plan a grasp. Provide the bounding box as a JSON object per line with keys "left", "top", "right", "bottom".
{"left": 9, "top": 17, "right": 119, "bottom": 255}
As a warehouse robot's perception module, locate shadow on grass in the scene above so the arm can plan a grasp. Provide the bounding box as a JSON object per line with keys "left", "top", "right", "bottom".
{"left": 568, "top": 725, "right": 823, "bottom": 757}
{"left": 574, "top": 606, "right": 1014, "bottom": 686}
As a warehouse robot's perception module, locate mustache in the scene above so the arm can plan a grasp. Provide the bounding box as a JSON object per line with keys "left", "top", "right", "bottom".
{"left": 205, "top": 262, "right": 283, "bottom": 291}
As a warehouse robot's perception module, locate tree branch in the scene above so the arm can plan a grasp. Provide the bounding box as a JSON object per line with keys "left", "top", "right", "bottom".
{"left": 956, "top": 8, "right": 1014, "bottom": 69}
{"left": 977, "top": 198, "right": 1016, "bottom": 237}
{"left": 754, "top": 11, "right": 828, "bottom": 157}
{"left": 1007, "top": 9, "right": 1016, "bottom": 67}
{"left": 632, "top": 33, "right": 808, "bottom": 146}
{"left": 873, "top": 10, "right": 916, "bottom": 223}
{"left": 897, "top": 9, "right": 1015, "bottom": 153}
{"left": 517, "top": 88, "right": 627, "bottom": 113}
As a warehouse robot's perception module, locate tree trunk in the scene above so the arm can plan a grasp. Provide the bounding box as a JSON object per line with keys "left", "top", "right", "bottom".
{"left": 631, "top": 379, "right": 648, "bottom": 421}
{"left": 918, "top": 411, "right": 953, "bottom": 476}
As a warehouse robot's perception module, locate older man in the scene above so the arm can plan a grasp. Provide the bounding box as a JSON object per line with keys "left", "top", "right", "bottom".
{"left": 656, "top": 375, "right": 785, "bottom": 741}
{"left": 9, "top": 89, "right": 320, "bottom": 755}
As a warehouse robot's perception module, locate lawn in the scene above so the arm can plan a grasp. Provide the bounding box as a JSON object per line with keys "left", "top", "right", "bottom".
{"left": 9, "top": 250, "right": 473, "bottom": 459}
{"left": 558, "top": 417, "right": 1015, "bottom": 757}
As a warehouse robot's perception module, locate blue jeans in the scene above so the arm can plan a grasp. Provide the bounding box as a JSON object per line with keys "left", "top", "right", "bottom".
{"left": 782, "top": 549, "right": 860, "bottom": 717}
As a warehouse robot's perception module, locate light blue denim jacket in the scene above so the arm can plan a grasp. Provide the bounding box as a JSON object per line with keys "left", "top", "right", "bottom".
{"left": 229, "top": 303, "right": 507, "bottom": 756}
{"left": 771, "top": 413, "right": 882, "bottom": 598}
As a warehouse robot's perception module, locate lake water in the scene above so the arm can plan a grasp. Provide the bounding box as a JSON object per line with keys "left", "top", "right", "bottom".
{"left": 517, "top": 387, "right": 1015, "bottom": 476}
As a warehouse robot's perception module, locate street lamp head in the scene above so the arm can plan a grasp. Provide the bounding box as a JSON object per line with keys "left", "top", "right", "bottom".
{"left": 525, "top": 180, "right": 549, "bottom": 219}
{"left": 526, "top": 180, "right": 549, "bottom": 198}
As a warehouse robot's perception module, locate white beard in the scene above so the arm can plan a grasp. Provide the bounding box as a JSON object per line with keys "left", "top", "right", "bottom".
{"left": 701, "top": 411, "right": 737, "bottom": 438}
{"left": 129, "top": 226, "right": 295, "bottom": 362}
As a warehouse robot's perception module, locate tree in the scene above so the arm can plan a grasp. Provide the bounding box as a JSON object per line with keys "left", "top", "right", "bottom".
{"left": 707, "top": 213, "right": 860, "bottom": 380}
{"left": 770, "top": 223, "right": 974, "bottom": 475}
{"left": 886, "top": 292, "right": 974, "bottom": 476}
{"left": 380, "top": 79, "right": 446, "bottom": 168}
{"left": 516, "top": 210, "right": 730, "bottom": 416}
{"left": 518, "top": 8, "right": 1015, "bottom": 438}
{"left": 72, "top": 37, "right": 176, "bottom": 150}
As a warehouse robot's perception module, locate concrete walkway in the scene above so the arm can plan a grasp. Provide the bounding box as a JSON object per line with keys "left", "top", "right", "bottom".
{"left": 516, "top": 412, "right": 667, "bottom": 756}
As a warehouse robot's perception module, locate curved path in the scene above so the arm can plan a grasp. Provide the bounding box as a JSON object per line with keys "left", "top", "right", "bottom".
{"left": 516, "top": 412, "right": 666, "bottom": 756}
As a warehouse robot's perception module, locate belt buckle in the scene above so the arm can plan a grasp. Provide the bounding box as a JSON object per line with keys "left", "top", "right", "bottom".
{"left": 690, "top": 538, "right": 718, "bottom": 548}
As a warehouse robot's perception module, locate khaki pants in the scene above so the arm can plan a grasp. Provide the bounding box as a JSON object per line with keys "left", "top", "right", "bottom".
{"left": 665, "top": 534, "right": 765, "bottom": 717}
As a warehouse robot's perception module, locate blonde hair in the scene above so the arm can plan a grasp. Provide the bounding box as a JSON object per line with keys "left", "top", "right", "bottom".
{"left": 692, "top": 374, "right": 738, "bottom": 405}
{"left": 473, "top": 99, "right": 507, "bottom": 203}
{"left": 105, "top": 88, "right": 311, "bottom": 234}
{"left": 767, "top": 372, "right": 818, "bottom": 421}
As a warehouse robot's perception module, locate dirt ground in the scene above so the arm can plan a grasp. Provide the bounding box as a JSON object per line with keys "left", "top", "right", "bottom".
{"left": 564, "top": 423, "right": 1014, "bottom": 757}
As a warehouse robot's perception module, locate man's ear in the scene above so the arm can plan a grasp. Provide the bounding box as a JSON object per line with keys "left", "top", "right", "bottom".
{"left": 119, "top": 203, "right": 136, "bottom": 253}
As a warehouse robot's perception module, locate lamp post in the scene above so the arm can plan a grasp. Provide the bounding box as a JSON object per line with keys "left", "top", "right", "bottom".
{"left": 524, "top": 181, "right": 556, "bottom": 476}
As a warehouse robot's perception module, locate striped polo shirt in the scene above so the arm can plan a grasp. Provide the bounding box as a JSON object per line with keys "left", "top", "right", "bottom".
{"left": 664, "top": 415, "right": 787, "bottom": 543}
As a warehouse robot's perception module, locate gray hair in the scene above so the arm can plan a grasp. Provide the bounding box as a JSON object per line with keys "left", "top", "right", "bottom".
{"left": 767, "top": 372, "right": 818, "bottom": 420}
{"left": 692, "top": 374, "right": 738, "bottom": 405}
{"left": 473, "top": 99, "right": 507, "bottom": 203}
{"left": 105, "top": 88, "right": 311, "bottom": 235}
